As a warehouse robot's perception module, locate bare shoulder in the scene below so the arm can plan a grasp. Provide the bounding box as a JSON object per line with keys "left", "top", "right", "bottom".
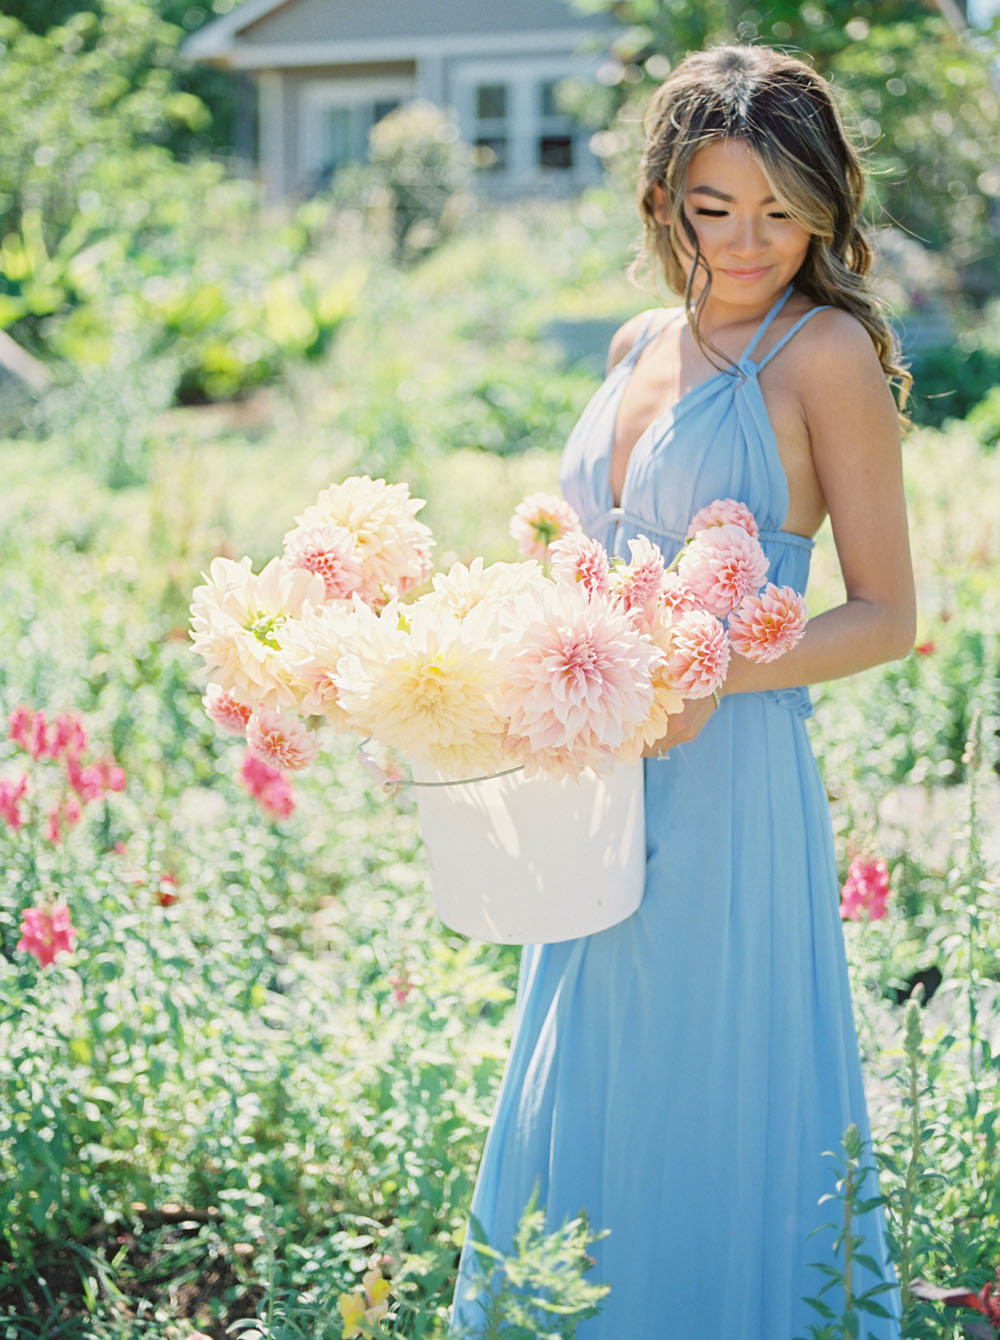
{"left": 787, "top": 306, "right": 892, "bottom": 393}
{"left": 606, "top": 308, "right": 665, "bottom": 375}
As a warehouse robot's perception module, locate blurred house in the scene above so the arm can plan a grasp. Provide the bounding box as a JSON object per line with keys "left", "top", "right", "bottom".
{"left": 184, "top": 0, "right": 610, "bottom": 200}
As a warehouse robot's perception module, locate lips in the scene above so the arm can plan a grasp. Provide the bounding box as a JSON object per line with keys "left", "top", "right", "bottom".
{"left": 723, "top": 267, "right": 770, "bottom": 280}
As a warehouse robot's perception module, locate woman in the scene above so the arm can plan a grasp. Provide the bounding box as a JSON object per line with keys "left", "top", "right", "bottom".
{"left": 451, "top": 44, "right": 915, "bottom": 1339}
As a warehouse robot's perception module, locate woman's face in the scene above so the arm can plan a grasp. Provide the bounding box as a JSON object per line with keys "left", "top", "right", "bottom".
{"left": 659, "top": 137, "right": 812, "bottom": 308}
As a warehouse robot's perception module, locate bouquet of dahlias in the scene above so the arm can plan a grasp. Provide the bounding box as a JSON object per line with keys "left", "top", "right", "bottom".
{"left": 190, "top": 479, "right": 807, "bottom": 786}
{"left": 190, "top": 479, "right": 807, "bottom": 942}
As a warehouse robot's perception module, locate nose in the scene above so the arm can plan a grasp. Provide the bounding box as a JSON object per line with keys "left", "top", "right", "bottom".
{"left": 730, "top": 214, "right": 765, "bottom": 256}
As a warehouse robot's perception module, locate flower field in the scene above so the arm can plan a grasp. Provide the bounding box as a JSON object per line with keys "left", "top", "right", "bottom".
{"left": 1, "top": 193, "right": 999, "bottom": 1340}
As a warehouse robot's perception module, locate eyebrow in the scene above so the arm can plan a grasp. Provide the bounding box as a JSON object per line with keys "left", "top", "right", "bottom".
{"left": 689, "top": 185, "right": 778, "bottom": 204}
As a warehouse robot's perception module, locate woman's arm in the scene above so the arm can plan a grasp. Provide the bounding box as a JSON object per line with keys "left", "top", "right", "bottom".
{"left": 724, "top": 309, "right": 915, "bottom": 697}
{"left": 645, "top": 310, "right": 915, "bottom": 753}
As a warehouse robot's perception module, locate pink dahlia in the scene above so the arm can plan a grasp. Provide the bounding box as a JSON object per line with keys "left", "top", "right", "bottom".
{"left": 612, "top": 535, "right": 666, "bottom": 625}
{"left": 728, "top": 584, "right": 808, "bottom": 664}
{"left": 549, "top": 532, "right": 610, "bottom": 597}
{"left": 509, "top": 493, "right": 582, "bottom": 561}
{"left": 203, "top": 683, "right": 254, "bottom": 735}
{"left": 0, "top": 774, "right": 29, "bottom": 831}
{"left": 501, "top": 587, "right": 660, "bottom": 776}
{"left": 664, "top": 609, "right": 731, "bottom": 698}
{"left": 239, "top": 749, "right": 296, "bottom": 818}
{"left": 840, "top": 856, "right": 890, "bottom": 921}
{"left": 658, "top": 572, "right": 701, "bottom": 616}
{"left": 17, "top": 903, "right": 77, "bottom": 967}
{"left": 282, "top": 523, "right": 363, "bottom": 601}
{"left": 676, "top": 523, "right": 769, "bottom": 618}
{"left": 246, "top": 707, "right": 319, "bottom": 772}
{"left": 686, "top": 498, "right": 760, "bottom": 540}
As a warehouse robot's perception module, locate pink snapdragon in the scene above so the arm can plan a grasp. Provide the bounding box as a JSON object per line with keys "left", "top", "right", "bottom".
{"left": 0, "top": 774, "right": 29, "bottom": 832}
{"left": 509, "top": 493, "right": 582, "bottom": 561}
{"left": 239, "top": 749, "right": 296, "bottom": 818}
{"left": 728, "top": 585, "right": 808, "bottom": 663}
{"left": 686, "top": 497, "right": 760, "bottom": 540}
{"left": 664, "top": 609, "right": 731, "bottom": 698}
{"left": 203, "top": 684, "right": 254, "bottom": 735}
{"left": 282, "top": 523, "right": 363, "bottom": 601}
{"left": 17, "top": 903, "right": 77, "bottom": 967}
{"left": 549, "top": 531, "right": 610, "bottom": 597}
{"left": 246, "top": 707, "right": 319, "bottom": 772}
{"left": 840, "top": 856, "right": 890, "bottom": 921}
{"left": 9, "top": 707, "right": 89, "bottom": 762}
{"left": 676, "top": 523, "right": 769, "bottom": 618}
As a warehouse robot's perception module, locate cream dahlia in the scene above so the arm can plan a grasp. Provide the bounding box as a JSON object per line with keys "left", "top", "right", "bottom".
{"left": 427, "top": 557, "right": 547, "bottom": 623}
{"left": 333, "top": 600, "right": 510, "bottom": 777}
{"left": 189, "top": 557, "right": 326, "bottom": 710}
{"left": 278, "top": 601, "right": 360, "bottom": 728}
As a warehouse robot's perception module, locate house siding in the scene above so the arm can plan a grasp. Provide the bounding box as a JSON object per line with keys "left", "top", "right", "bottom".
{"left": 240, "top": 0, "right": 604, "bottom": 44}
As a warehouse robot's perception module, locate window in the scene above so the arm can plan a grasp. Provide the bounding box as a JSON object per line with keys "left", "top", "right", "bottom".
{"left": 322, "top": 106, "right": 353, "bottom": 173}
{"left": 473, "top": 82, "right": 509, "bottom": 171}
{"left": 373, "top": 99, "right": 400, "bottom": 124}
{"left": 536, "top": 79, "right": 575, "bottom": 171}
{"left": 538, "top": 135, "right": 574, "bottom": 169}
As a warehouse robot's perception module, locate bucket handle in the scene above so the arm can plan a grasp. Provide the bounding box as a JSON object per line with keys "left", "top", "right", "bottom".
{"left": 356, "top": 739, "right": 523, "bottom": 794}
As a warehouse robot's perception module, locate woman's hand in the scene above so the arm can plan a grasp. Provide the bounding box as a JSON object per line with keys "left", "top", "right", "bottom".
{"left": 642, "top": 695, "right": 720, "bottom": 757}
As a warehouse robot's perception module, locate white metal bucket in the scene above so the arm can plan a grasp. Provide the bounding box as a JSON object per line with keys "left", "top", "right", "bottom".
{"left": 412, "top": 762, "right": 646, "bottom": 944}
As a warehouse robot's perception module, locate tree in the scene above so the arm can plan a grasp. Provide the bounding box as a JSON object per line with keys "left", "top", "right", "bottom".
{"left": 568, "top": 0, "right": 1000, "bottom": 297}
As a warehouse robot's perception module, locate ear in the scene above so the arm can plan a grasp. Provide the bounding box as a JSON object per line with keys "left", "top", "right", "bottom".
{"left": 651, "top": 182, "right": 671, "bottom": 226}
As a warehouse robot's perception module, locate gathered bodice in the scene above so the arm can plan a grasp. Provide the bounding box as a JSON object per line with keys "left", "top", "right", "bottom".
{"left": 559, "top": 286, "right": 827, "bottom": 718}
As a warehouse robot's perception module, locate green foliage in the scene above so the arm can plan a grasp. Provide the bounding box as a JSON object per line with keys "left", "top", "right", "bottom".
{"left": 795, "top": 1124, "right": 900, "bottom": 1340}
{"left": 457, "top": 1188, "right": 609, "bottom": 1339}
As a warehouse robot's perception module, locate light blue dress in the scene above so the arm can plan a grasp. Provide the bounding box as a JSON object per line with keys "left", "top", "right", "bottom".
{"left": 451, "top": 287, "right": 901, "bottom": 1339}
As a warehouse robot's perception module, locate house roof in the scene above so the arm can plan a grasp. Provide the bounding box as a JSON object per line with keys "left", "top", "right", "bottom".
{"left": 184, "top": 0, "right": 606, "bottom": 68}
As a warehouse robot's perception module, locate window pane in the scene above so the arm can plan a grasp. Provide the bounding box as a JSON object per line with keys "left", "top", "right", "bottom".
{"left": 324, "top": 107, "right": 352, "bottom": 168}
{"left": 539, "top": 80, "right": 561, "bottom": 118}
{"left": 538, "top": 135, "right": 574, "bottom": 169}
{"left": 474, "top": 137, "right": 508, "bottom": 170}
{"left": 373, "top": 99, "right": 400, "bottom": 123}
{"left": 476, "top": 84, "right": 507, "bottom": 120}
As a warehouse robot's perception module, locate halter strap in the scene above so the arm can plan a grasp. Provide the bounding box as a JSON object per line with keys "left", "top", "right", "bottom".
{"left": 739, "top": 286, "right": 794, "bottom": 362}
{"left": 624, "top": 307, "right": 681, "bottom": 367}
{"left": 754, "top": 304, "right": 831, "bottom": 370}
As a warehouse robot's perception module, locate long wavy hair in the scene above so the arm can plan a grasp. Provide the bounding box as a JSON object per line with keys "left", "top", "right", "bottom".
{"left": 631, "top": 45, "right": 910, "bottom": 410}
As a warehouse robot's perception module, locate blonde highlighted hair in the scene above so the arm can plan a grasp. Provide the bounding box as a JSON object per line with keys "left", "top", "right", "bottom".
{"left": 632, "top": 44, "right": 910, "bottom": 408}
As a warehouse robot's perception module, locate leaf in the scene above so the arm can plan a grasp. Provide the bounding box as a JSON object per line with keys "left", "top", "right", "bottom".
{"left": 854, "top": 1297, "right": 893, "bottom": 1318}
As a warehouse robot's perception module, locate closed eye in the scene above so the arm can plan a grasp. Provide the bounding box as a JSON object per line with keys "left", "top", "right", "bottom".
{"left": 694, "top": 208, "right": 728, "bottom": 217}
